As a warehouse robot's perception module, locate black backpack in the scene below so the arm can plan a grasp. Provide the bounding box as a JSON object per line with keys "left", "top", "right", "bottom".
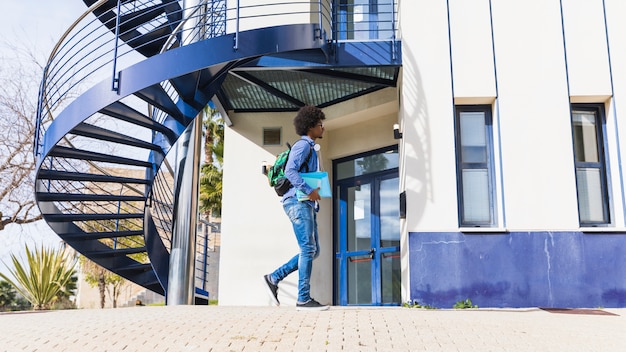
{"left": 267, "top": 140, "right": 312, "bottom": 196}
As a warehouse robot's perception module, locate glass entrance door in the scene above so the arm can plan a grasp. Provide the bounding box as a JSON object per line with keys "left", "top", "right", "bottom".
{"left": 334, "top": 146, "right": 400, "bottom": 306}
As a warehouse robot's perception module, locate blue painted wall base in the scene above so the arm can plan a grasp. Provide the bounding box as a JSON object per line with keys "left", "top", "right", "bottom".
{"left": 408, "top": 231, "right": 626, "bottom": 308}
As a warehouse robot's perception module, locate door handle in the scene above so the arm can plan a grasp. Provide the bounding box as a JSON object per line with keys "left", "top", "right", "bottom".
{"left": 348, "top": 248, "right": 375, "bottom": 263}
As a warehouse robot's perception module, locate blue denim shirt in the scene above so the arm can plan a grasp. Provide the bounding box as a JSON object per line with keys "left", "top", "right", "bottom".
{"left": 282, "top": 136, "right": 317, "bottom": 207}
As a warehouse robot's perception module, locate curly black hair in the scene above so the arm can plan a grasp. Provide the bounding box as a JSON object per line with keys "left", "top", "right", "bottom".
{"left": 293, "top": 105, "right": 326, "bottom": 136}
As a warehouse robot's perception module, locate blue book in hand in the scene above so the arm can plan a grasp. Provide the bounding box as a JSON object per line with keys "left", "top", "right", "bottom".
{"left": 296, "top": 171, "right": 332, "bottom": 200}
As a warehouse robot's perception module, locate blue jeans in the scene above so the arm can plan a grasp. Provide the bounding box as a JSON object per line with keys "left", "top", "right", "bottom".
{"left": 269, "top": 198, "right": 320, "bottom": 303}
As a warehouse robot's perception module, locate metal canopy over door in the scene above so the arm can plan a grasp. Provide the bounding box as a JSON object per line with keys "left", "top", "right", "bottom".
{"left": 334, "top": 146, "right": 400, "bottom": 306}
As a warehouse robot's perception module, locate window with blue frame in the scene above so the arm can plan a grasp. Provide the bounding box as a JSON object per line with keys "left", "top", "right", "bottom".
{"left": 571, "top": 104, "right": 610, "bottom": 225}
{"left": 455, "top": 105, "right": 496, "bottom": 226}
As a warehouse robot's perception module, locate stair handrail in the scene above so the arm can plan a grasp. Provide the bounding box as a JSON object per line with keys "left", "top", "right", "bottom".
{"left": 46, "top": 0, "right": 109, "bottom": 75}
{"left": 35, "top": 0, "right": 109, "bottom": 159}
{"left": 160, "top": 0, "right": 211, "bottom": 54}
{"left": 36, "top": 0, "right": 178, "bottom": 159}
{"left": 36, "top": 1, "right": 146, "bottom": 198}
{"left": 35, "top": 1, "right": 341, "bottom": 160}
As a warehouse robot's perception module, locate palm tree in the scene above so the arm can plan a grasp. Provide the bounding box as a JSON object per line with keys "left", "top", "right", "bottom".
{"left": 0, "top": 244, "right": 77, "bottom": 310}
{"left": 203, "top": 106, "right": 224, "bottom": 165}
{"left": 200, "top": 106, "right": 224, "bottom": 217}
{"left": 200, "top": 163, "right": 223, "bottom": 216}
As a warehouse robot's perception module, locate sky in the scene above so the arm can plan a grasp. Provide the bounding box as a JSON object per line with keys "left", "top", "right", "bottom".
{"left": 0, "top": 1, "right": 87, "bottom": 272}
{"left": 2, "top": 1, "right": 84, "bottom": 56}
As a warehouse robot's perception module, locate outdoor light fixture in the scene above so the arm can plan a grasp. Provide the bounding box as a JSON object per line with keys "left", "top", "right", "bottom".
{"left": 393, "top": 123, "right": 403, "bottom": 139}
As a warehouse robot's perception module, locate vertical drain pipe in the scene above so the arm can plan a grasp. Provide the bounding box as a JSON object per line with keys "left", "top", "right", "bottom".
{"left": 167, "top": 0, "right": 204, "bottom": 306}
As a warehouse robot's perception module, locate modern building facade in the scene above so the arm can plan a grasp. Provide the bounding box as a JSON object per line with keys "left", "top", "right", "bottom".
{"left": 34, "top": 1, "right": 626, "bottom": 309}
{"left": 219, "top": 0, "right": 626, "bottom": 308}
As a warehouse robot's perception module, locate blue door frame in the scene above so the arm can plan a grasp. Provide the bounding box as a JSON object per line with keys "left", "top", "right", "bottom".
{"left": 333, "top": 146, "right": 400, "bottom": 306}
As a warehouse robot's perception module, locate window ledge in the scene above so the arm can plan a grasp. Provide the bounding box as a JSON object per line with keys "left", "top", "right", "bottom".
{"left": 456, "top": 227, "right": 626, "bottom": 234}
{"left": 459, "top": 227, "right": 508, "bottom": 233}
{"left": 580, "top": 227, "right": 626, "bottom": 233}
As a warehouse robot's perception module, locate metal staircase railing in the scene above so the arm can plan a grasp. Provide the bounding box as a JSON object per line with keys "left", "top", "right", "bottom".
{"left": 34, "top": 0, "right": 348, "bottom": 298}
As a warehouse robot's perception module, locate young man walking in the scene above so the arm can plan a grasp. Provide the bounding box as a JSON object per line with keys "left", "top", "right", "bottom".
{"left": 264, "top": 105, "right": 328, "bottom": 311}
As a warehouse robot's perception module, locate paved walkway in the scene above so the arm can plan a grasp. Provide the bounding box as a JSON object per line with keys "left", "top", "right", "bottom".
{"left": 0, "top": 305, "right": 625, "bottom": 351}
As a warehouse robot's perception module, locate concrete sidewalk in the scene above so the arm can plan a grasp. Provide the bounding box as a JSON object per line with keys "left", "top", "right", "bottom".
{"left": 0, "top": 305, "right": 624, "bottom": 351}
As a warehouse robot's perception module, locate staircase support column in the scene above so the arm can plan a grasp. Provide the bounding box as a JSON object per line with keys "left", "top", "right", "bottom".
{"left": 167, "top": 115, "right": 203, "bottom": 305}
{"left": 166, "top": 0, "right": 205, "bottom": 306}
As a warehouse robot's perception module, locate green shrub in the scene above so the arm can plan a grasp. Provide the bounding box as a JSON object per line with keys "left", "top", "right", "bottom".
{"left": 453, "top": 298, "right": 478, "bottom": 309}
{"left": 403, "top": 300, "right": 437, "bottom": 309}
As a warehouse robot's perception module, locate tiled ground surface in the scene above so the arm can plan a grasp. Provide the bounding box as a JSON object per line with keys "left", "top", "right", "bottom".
{"left": 1, "top": 306, "right": 625, "bottom": 351}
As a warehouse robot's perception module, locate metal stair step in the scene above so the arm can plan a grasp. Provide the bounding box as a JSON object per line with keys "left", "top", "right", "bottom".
{"left": 141, "top": 279, "right": 163, "bottom": 293}
{"left": 37, "top": 170, "right": 149, "bottom": 184}
{"left": 125, "top": 26, "right": 171, "bottom": 57}
{"left": 45, "top": 213, "right": 144, "bottom": 222}
{"left": 36, "top": 192, "right": 145, "bottom": 202}
{"left": 119, "top": 4, "right": 167, "bottom": 31}
{"left": 184, "top": 61, "right": 239, "bottom": 108}
{"left": 125, "top": 22, "right": 171, "bottom": 48}
{"left": 85, "top": 246, "right": 148, "bottom": 257}
{"left": 72, "top": 123, "right": 162, "bottom": 151}
{"left": 61, "top": 230, "right": 144, "bottom": 241}
{"left": 83, "top": 0, "right": 180, "bottom": 57}
{"left": 134, "top": 84, "right": 186, "bottom": 123}
{"left": 100, "top": 102, "right": 177, "bottom": 143}
{"left": 169, "top": 72, "right": 205, "bottom": 109}
{"left": 116, "top": 263, "right": 153, "bottom": 274}
{"left": 49, "top": 146, "right": 153, "bottom": 168}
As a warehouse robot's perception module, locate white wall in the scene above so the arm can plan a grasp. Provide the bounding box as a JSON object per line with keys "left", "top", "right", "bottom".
{"left": 562, "top": 0, "right": 611, "bottom": 100}
{"left": 218, "top": 90, "right": 398, "bottom": 306}
{"left": 218, "top": 111, "right": 312, "bottom": 306}
{"left": 449, "top": 0, "right": 496, "bottom": 100}
{"left": 490, "top": 0, "right": 577, "bottom": 230}
{"left": 399, "top": 0, "right": 626, "bottom": 234}
{"left": 398, "top": 0, "right": 458, "bottom": 232}
{"left": 605, "top": 0, "right": 626, "bottom": 227}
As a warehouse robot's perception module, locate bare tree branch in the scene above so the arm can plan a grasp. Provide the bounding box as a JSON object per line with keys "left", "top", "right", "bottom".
{"left": 0, "top": 49, "right": 45, "bottom": 230}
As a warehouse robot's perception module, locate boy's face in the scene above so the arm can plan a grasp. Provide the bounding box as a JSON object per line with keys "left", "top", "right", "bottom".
{"left": 309, "top": 120, "right": 325, "bottom": 139}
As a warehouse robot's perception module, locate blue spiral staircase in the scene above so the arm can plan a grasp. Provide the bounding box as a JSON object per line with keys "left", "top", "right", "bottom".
{"left": 34, "top": 0, "right": 401, "bottom": 300}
